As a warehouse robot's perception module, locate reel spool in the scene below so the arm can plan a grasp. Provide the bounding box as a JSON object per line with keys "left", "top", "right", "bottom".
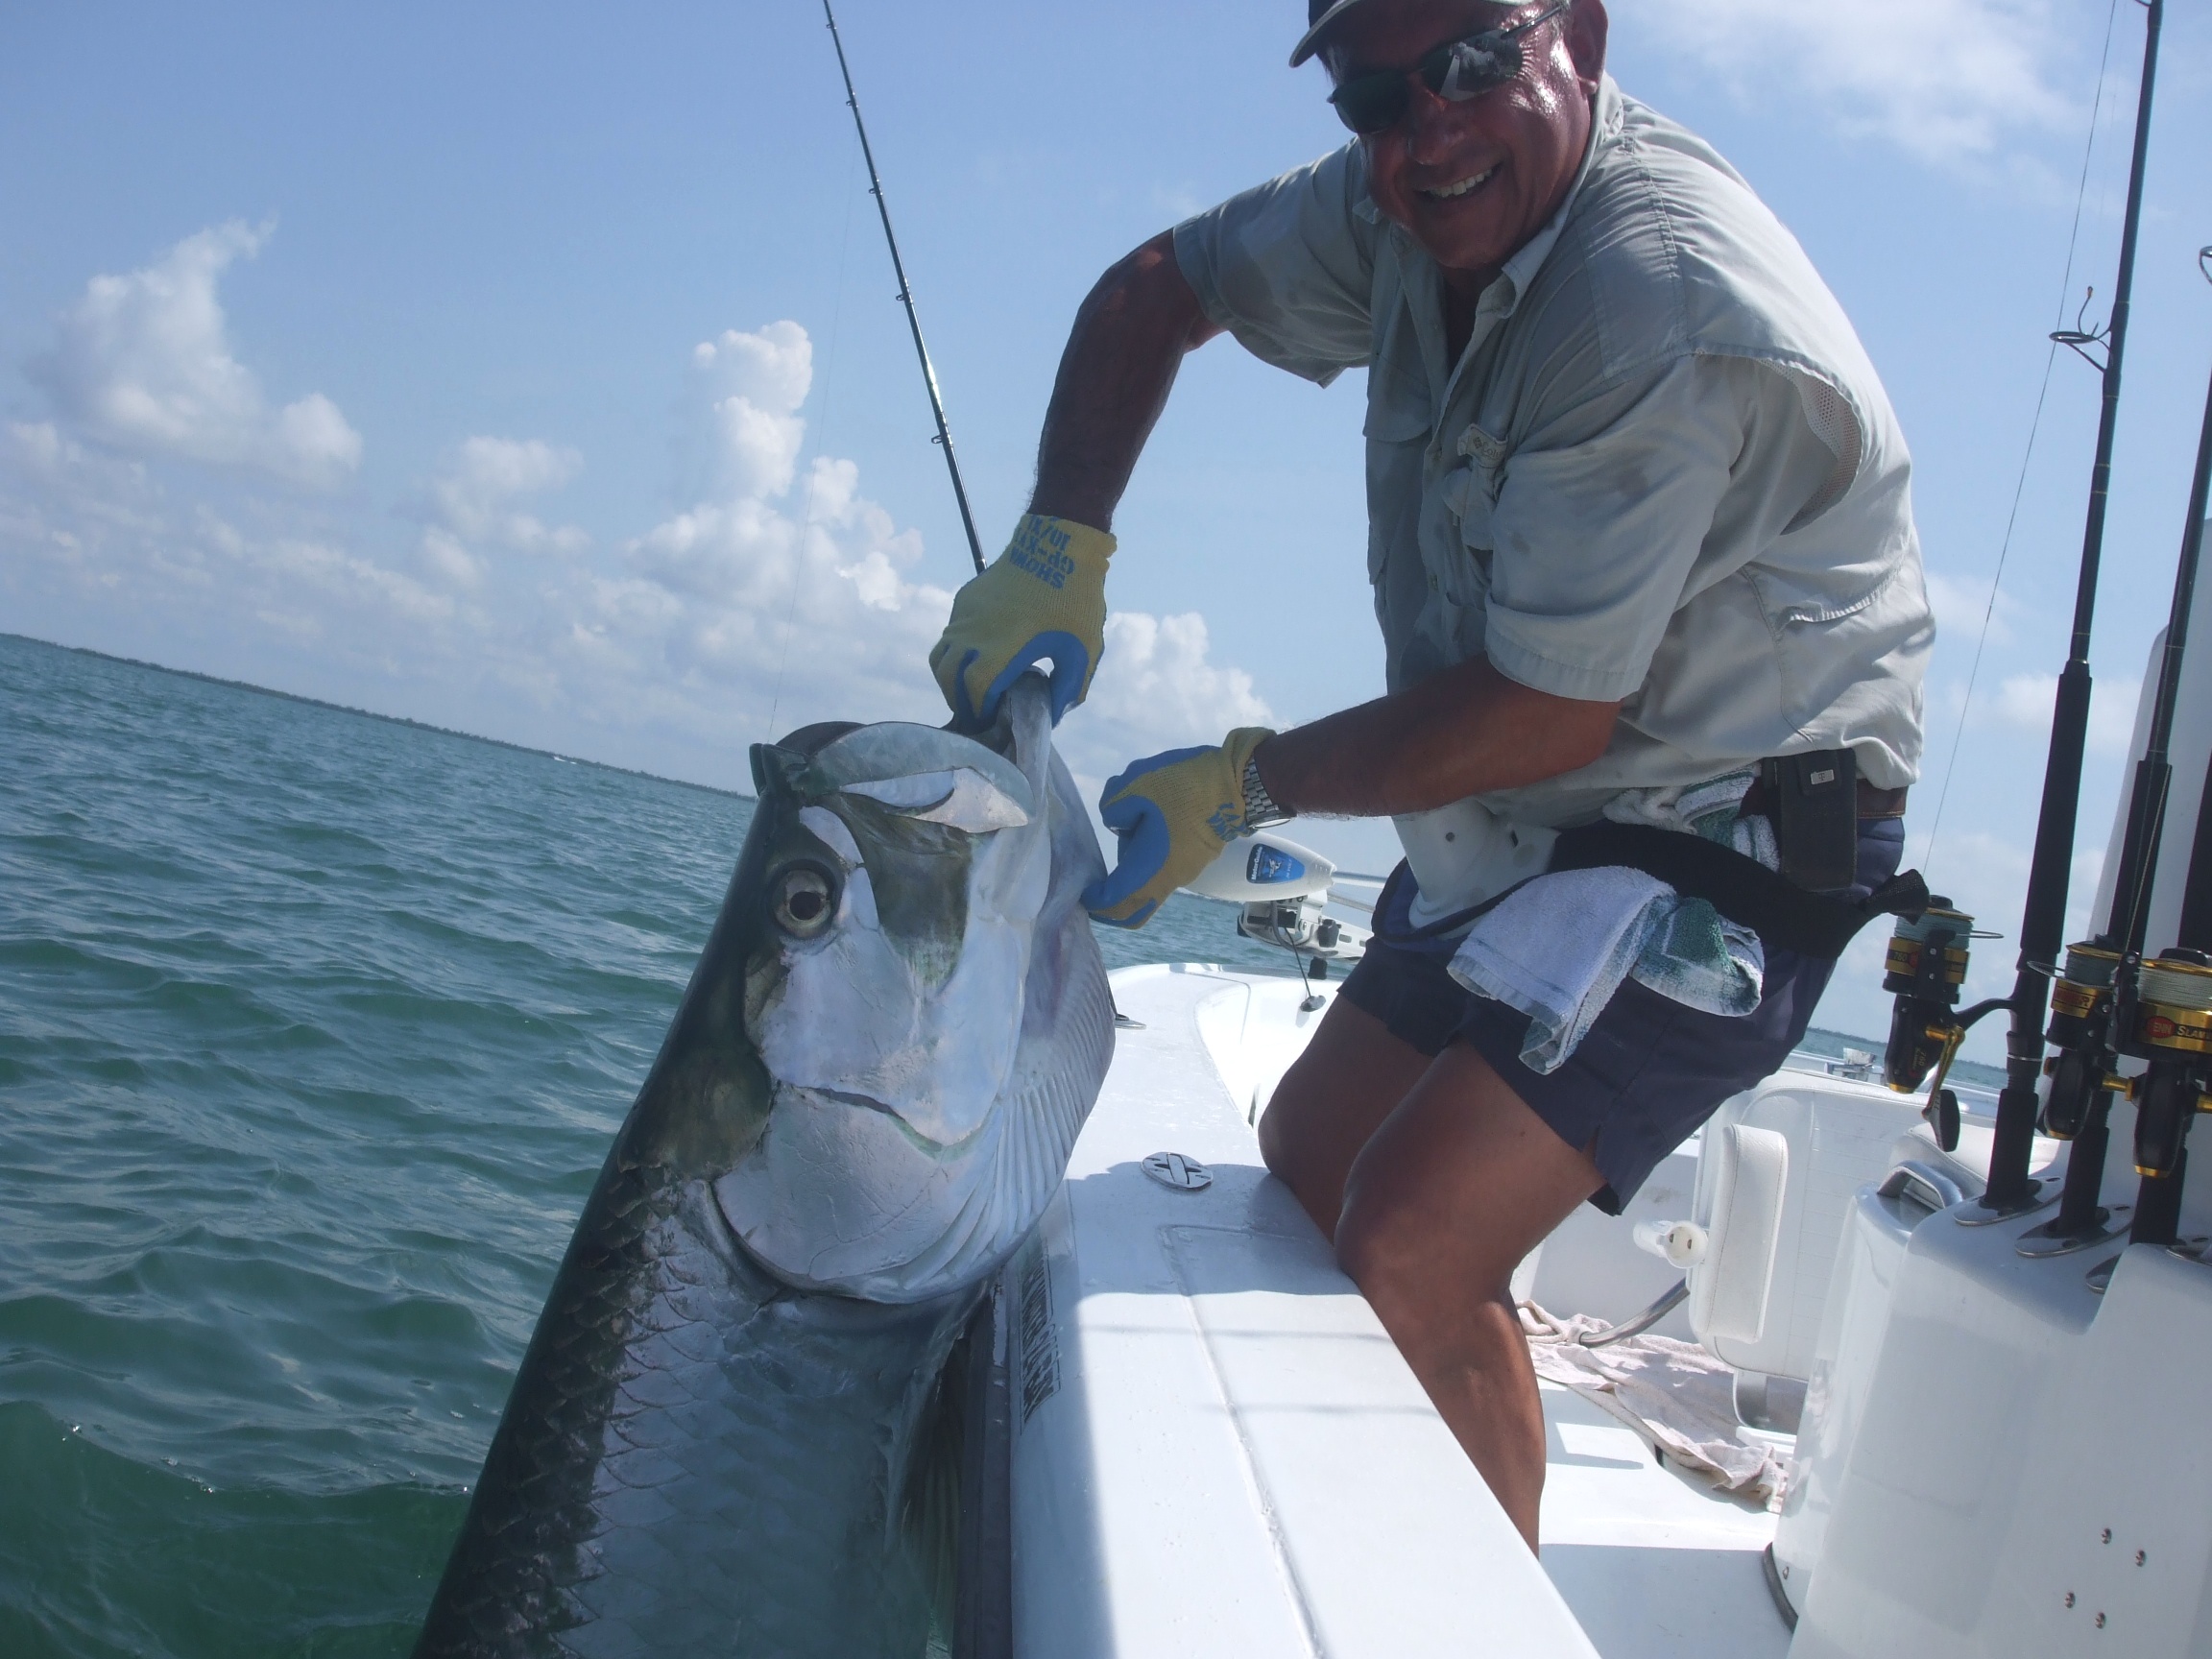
{"left": 1883, "top": 901, "right": 1975, "bottom": 1094}
{"left": 2040, "top": 942, "right": 2124, "bottom": 1141}
{"left": 2126, "top": 950, "right": 2212, "bottom": 1184}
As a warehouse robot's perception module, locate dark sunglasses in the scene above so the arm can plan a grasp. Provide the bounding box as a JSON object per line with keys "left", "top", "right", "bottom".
{"left": 1327, "top": 2, "right": 1570, "bottom": 135}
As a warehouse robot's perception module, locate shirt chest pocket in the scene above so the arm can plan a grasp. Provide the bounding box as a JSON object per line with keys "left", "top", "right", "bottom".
{"left": 1429, "top": 422, "right": 1508, "bottom": 607}
{"left": 1363, "top": 392, "right": 1432, "bottom": 586}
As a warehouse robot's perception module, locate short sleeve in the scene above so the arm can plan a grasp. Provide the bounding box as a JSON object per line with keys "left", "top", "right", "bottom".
{"left": 1172, "top": 145, "right": 1379, "bottom": 387}
{"left": 1481, "top": 355, "right": 1841, "bottom": 703}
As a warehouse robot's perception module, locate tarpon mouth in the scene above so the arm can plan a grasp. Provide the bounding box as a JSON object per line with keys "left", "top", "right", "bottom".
{"left": 767, "top": 1079, "right": 998, "bottom": 1156}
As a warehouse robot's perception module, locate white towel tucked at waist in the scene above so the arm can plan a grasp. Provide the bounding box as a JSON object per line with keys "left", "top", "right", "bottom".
{"left": 1444, "top": 771, "right": 1777, "bottom": 1073}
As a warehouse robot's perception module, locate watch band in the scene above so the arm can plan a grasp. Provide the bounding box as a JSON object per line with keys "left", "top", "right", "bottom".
{"left": 1241, "top": 753, "right": 1291, "bottom": 829}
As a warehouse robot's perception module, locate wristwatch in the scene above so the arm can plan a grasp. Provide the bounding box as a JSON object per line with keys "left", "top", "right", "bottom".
{"left": 1240, "top": 753, "right": 1291, "bottom": 830}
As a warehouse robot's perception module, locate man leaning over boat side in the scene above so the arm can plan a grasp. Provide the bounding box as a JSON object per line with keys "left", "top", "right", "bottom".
{"left": 927, "top": 0, "right": 1932, "bottom": 1550}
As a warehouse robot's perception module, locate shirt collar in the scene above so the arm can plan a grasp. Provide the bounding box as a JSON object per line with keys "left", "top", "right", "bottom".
{"left": 1492, "top": 73, "right": 1621, "bottom": 308}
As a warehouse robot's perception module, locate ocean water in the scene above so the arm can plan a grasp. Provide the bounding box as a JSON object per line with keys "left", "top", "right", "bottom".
{"left": 0, "top": 633, "right": 1299, "bottom": 1658}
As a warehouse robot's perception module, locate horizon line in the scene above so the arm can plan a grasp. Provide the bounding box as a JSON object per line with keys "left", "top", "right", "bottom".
{"left": 2, "top": 631, "right": 756, "bottom": 805}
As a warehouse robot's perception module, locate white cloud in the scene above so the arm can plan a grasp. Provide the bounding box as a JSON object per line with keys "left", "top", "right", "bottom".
{"left": 26, "top": 222, "right": 362, "bottom": 488}
{"left": 1059, "top": 611, "right": 1275, "bottom": 786}
{"left": 9, "top": 421, "right": 70, "bottom": 476}
{"left": 1984, "top": 669, "right": 2141, "bottom": 757}
{"left": 1632, "top": 0, "right": 2080, "bottom": 166}
{"left": 1922, "top": 567, "right": 2018, "bottom": 649}
{"left": 681, "top": 322, "right": 810, "bottom": 503}
{"left": 577, "top": 322, "right": 953, "bottom": 738}
{"left": 431, "top": 438, "right": 582, "bottom": 541}
{"left": 4, "top": 313, "right": 1275, "bottom": 798}
{"left": 605, "top": 450, "right": 954, "bottom": 737}
{"left": 256, "top": 532, "right": 457, "bottom": 629}
{"left": 600, "top": 324, "right": 1273, "bottom": 763}
{"left": 419, "top": 437, "right": 588, "bottom": 586}
{"left": 5, "top": 420, "right": 152, "bottom": 501}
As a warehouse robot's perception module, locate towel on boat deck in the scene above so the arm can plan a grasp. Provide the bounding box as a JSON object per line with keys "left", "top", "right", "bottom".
{"left": 1446, "top": 773, "right": 1777, "bottom": 1073}
{"left": 1519, "top": 1302, "right": 1787, "bottom": 1507}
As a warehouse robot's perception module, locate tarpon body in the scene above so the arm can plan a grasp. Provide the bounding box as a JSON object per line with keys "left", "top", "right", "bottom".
{"left": 414, "top": 680, "right": 1112, "bottom": 1658}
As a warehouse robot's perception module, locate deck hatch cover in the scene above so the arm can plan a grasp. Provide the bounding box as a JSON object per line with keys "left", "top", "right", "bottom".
{"left": 1142, "top": 1152, "right": 1214, "bottom": 1190}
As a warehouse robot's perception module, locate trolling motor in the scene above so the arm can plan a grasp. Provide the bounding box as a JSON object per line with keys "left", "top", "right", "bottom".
{"left": 1186, "top": 830, "right": 1369, "bottom": 1007}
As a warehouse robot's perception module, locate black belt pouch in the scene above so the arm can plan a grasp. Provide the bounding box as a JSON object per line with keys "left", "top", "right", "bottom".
{"left": 1762, "top": 749, "right": 1860, "bottom": 894}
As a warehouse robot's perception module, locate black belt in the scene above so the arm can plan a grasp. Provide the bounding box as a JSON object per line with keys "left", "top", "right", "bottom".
{"left": 1376, "top": 753, "right": 1929, "bottom": 959}
{"left": 1549, "top": 821, "right": 1928, "bottom": 959}
{"left": 1741, "top": 775, "right": 1909, "bottom": 820}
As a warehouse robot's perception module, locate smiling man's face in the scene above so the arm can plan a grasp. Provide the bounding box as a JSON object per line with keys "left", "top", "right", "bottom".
{"left": 1325, "top": 0, "right": 1607, "bottom": 293}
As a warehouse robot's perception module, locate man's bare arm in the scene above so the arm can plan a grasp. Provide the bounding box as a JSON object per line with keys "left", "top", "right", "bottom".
{"left": 1256, "top": 657, "right": 1621, "bottom": 818}
{"left": 1029, "top": 231, "right": 1224, "bottom": 532}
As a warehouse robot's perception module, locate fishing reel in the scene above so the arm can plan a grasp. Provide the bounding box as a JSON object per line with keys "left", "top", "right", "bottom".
{"left": 2120, "top": 951, "right": 2212, "bottom": 1226}
{"left": 1882, "top": 901, "right": 1976, "bottom": 1140}
{"left": 2039, "top": 942, "right": 2125, "bottom": 1141}
{"left": 2012, "top": 938, "right": 2145, "bottom": 1248}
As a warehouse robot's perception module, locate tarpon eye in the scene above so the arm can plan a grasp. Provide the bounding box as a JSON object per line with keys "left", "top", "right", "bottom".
{"left": 772, "top": 866, "right": 837, "bottom": 938}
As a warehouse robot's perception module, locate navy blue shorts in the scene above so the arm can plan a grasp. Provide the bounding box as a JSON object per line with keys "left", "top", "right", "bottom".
{"left": 1337, "top": 818, "right": 1905, "bottom": 1214}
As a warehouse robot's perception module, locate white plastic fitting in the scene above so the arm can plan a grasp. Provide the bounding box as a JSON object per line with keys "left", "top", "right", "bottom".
{"left": 1632, "top": 1218, "right": 1710, "bottom": 1269}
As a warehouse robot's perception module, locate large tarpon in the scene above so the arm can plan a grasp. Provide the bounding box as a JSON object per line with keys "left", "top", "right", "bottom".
{"left": 413, "top": 677, "right": 1112, "bottom": 1657}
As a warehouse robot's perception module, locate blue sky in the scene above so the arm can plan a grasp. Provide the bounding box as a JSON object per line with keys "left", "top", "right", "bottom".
{"left": 4, "top": 0, "right": 2210, "bottom": 1050}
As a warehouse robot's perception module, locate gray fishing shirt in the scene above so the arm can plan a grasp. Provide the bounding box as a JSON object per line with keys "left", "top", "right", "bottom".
{"left": 1173, "top": 77, "right": 1933, "bottom": 923}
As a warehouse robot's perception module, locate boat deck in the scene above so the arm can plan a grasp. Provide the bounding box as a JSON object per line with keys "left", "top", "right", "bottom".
{"left": 1010, "top": 963, "right": 1791, "bottom": 1659}
{"left": 1540, "top": 1381, "right": 1787, "bottom": 1658}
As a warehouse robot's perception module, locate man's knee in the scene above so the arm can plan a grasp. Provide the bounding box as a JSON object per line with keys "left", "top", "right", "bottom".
{"left": 1335, "top": 1183, "right": 1485, "bottom": 1301}
{"left": 1259, "top": 1002, "right": 1424, "bottom": 1178}
{"left": 1255, "top": 1085, "right": 1299, "bottom": 1180}
{"left": 1336, "top": 1192, "right": 1520, "bottom": 1316}
{"left": 1256, "top": 1033, "right": 1344, "bottom": 1184}
{"left": 1330, "top": 1189, "right": 1399, "bottom": 1296}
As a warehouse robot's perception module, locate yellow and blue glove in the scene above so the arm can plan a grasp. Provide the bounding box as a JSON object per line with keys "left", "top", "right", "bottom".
{"left": 1084, "top": 728, "right": 1277, "bottom": 928}
{"left": 930, "top": 515, "right": 1114, "bottom": 727}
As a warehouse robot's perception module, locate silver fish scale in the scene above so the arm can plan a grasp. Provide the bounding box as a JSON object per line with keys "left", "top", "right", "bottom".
{"left": 413, "top": 1156, "right": 974, "bottom": 1658}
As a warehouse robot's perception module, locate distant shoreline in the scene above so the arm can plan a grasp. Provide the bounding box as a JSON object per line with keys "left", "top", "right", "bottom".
{"left": 3, "top": 631, "right": 755, "bottom": 805}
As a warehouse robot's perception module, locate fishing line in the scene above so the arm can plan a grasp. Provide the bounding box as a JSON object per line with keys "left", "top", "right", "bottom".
{"left": 1921, "top": 0, "right": 2125, "bottom": 872}
{"left": 763, "top": 144, "right": 861, "bottom": 746}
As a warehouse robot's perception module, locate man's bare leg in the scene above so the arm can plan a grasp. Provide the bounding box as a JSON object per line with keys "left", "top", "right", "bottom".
{"left": 1262, "top": 1015, "right": 1601, "bottom": 1550}
{"left": 1257, "top": 997, "right": 1432, "bottom": 1238}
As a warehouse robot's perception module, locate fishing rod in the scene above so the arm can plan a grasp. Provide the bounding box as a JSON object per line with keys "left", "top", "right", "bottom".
{"left": 1883, "top": 0, "right": 2166, "bottom": 1215}
{"left": 2112, "top": 258, "right": 2212, "bottom": 1248}
{"left": 2031, "top": 316, "right": 2212, "bottom": 1253}
{"left": 2126, "top": 729, "right": 2212, "bottom": 1241}
{"left": 821, "top": 0, "right": 988, "bottom": 577}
